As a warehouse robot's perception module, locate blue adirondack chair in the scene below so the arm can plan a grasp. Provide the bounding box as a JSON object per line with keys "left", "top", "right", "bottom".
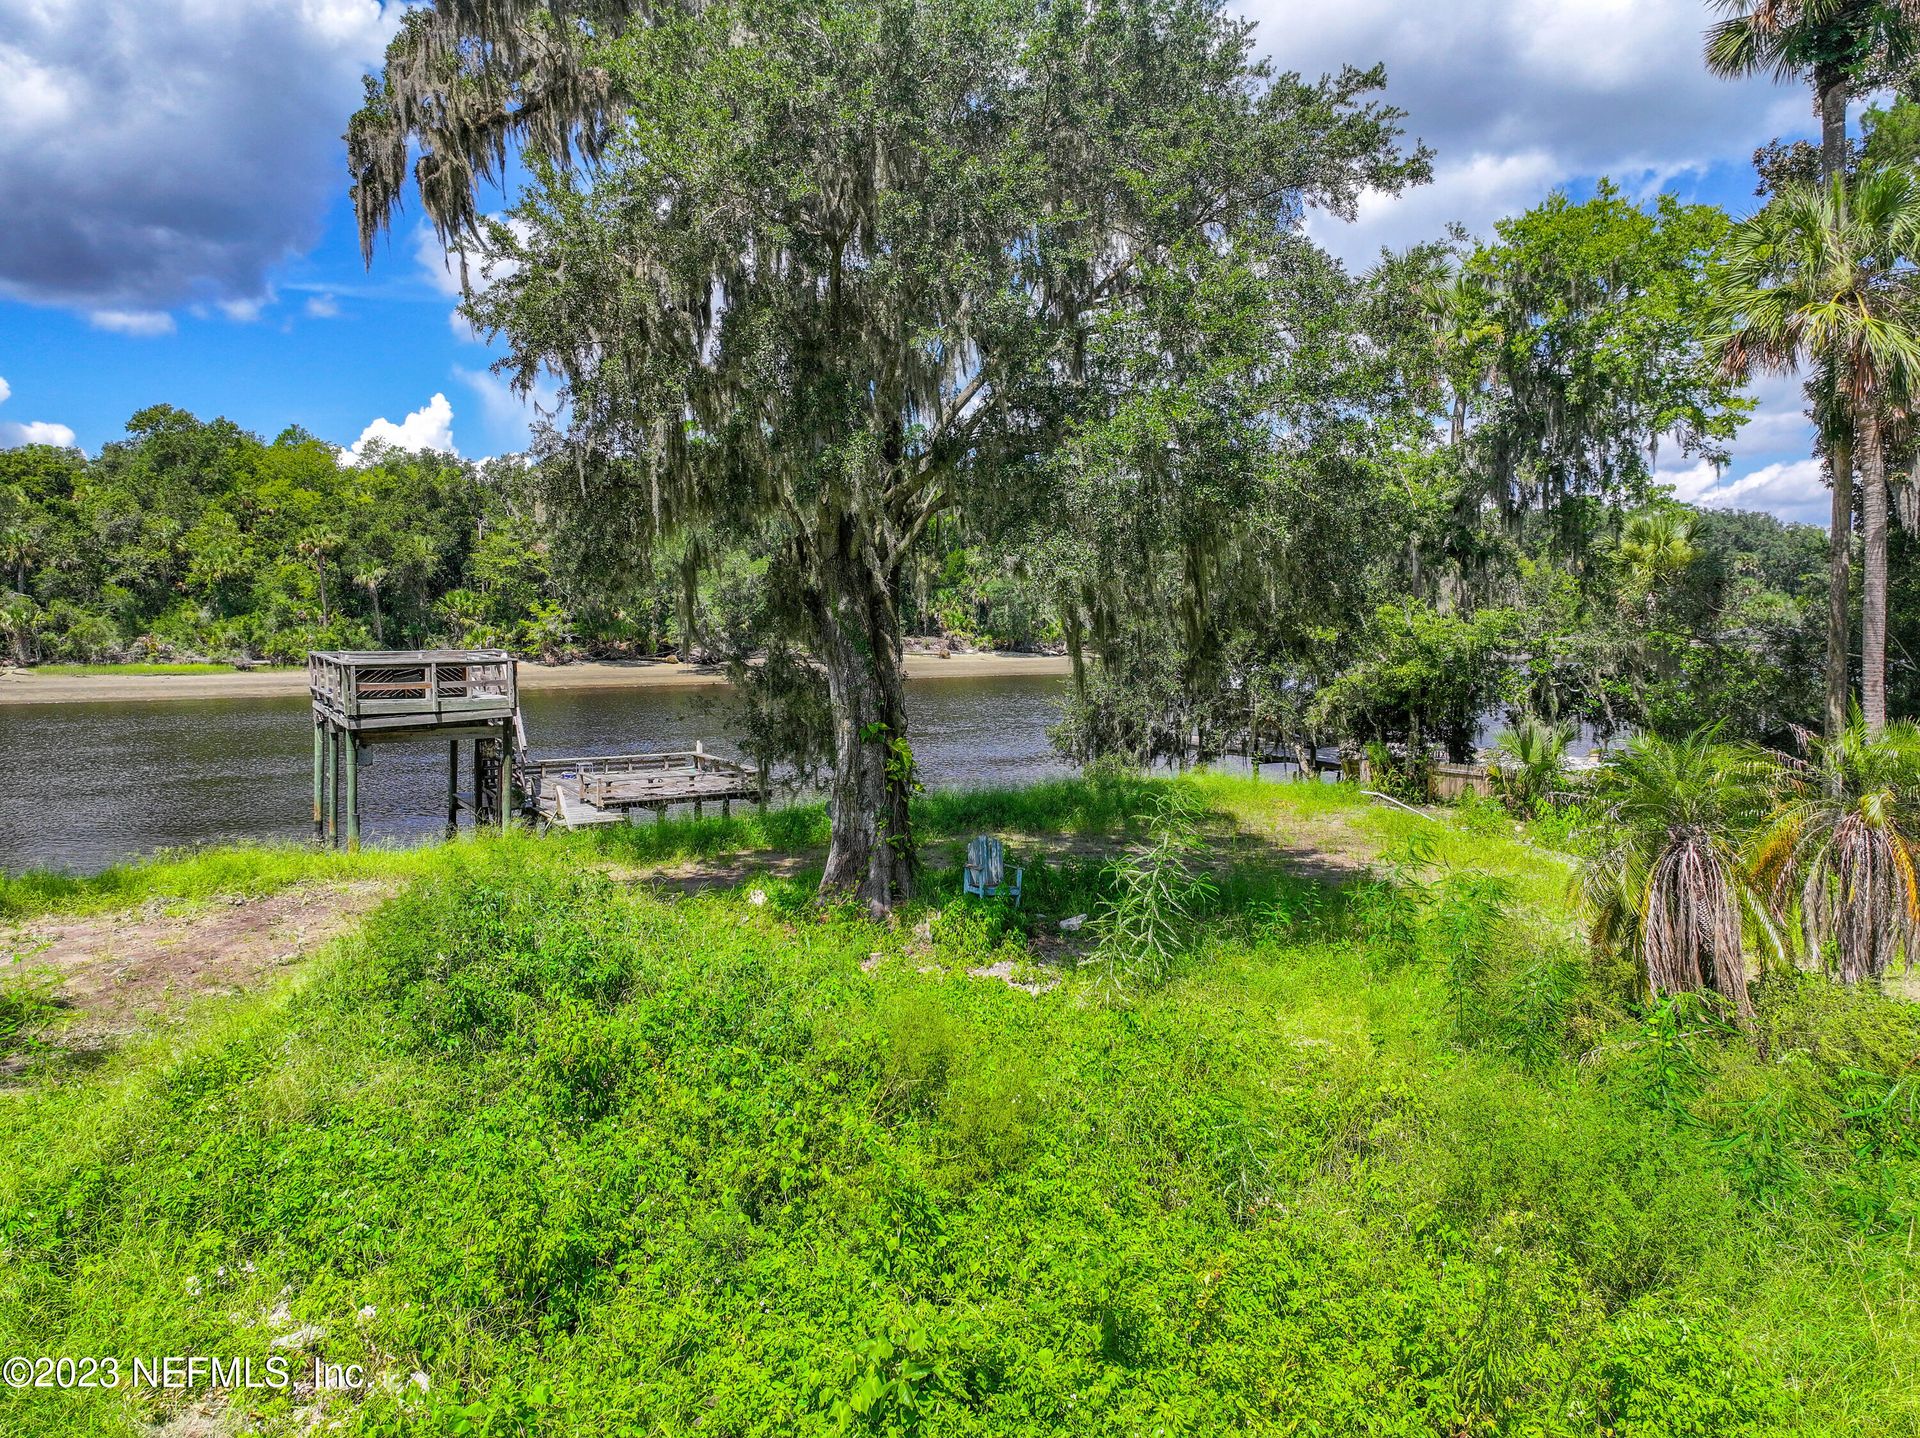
{"left": 963, "top": 836, "right": 1022, "bottom": 906}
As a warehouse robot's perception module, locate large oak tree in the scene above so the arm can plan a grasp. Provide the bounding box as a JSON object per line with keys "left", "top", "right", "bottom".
{"left": 348, "top": 0, "right": 1424, "bottom": 910}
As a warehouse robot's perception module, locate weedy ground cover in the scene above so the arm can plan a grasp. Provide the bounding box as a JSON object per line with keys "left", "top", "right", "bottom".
{"left": 1, "top": 776, "right": 1917, "bottom": 1436}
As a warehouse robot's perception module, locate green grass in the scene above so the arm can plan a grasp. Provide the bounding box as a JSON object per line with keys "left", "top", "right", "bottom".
{"left": 2, "top": 777, "right": 1917, "bottom": 1436}
{"left": 23, "top": 662, "right": 275, "bottom": 676}
{"left": 0, "top": 843, "right": 439, "bottom": 921}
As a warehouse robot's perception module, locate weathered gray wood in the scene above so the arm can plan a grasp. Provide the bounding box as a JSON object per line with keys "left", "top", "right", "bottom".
{"left": 312, "top": 720, "right": 325, "bottom": 843}
{"left": 345, "top": 736, "right": 360, "bottom": 851}
{"left": 323, "top": 723, "right": 337, "bottom": 849}
{"left": 498, "top": 728, "right": 513, "bottom": 833}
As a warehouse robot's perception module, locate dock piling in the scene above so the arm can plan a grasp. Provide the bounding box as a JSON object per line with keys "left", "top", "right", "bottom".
{"left": 323, "top": 723, "right": 338, "bottom": 848}
{"left": 498, "top": 729, "right": 513, "bottom": 833}
{"left": 312, "top": 720, "right": 325, "bottom": 842}
{"left": 345, "top": 737, "right": 360, "bottom": 851}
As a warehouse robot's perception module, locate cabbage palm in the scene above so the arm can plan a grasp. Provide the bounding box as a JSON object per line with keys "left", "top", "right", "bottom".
{"left": 1490, "top": 715, "right": 1572, "bottom": 817}
{"left": 1715, "top": 170, "right": 1920, "bottom": 732}
{"left": 1581, "top": 730, "right": 1773, "bottom": 1019}
{"left": 1704, "top": 1, "right": 1920, "bottom": 185}
{"left": 1753, "top": 718, "right": 1920, "bottom": 982}
{"left": 1705, "top": 1, "right": 1920, "bottom": 735}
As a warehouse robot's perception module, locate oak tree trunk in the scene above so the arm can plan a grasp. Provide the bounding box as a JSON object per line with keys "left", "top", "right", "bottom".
{"left": 812, "top": 546, "right": 916, "bottom": 915}
{"left": 1860, "top": 411, "right": 1890, "bottom": 732}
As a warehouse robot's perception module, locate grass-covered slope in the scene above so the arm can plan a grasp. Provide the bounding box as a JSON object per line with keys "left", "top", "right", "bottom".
{"left": 2, "top": 777, "right": 1918, "bottom": 1436}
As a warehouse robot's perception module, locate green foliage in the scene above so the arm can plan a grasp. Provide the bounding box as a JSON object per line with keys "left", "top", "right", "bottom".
{"left": 1489, "top": 715, "right": 1573, "bottom": 817}
{"left": 2, "top": 777, "right": 1919, "bottom": 1434}
{"left": 1312, "top": 601, "right": 1515, "bottom": 762}
{"left": 1089, "top": 789, "right": 1218, "bottom": 996}
{"left": 1580, "top": 729, "right": 1774, "bottom": 1017}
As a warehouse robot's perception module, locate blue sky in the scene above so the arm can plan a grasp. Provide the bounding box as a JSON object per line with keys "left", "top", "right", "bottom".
{"left": 0, "top": 0, "right": 1836, "bottom": 521}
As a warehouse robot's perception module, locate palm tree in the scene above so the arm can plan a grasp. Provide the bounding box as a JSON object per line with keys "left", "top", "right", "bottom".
{"left": 1752, "top": 717, "right": 1920, "bottom": 982}
{"left": 1615, "top": 509, "right": 1700, "bottom": 607}
{"left": 1491, "top": 715, "right": 1572, "bottom": 818}
{"left": 1581, "top": 730, "right": 1773, "bottom": 1020}
{"left": 1705, "top": 0, "right": 1920, "bottom": 736}
{"left": 1704, "top": 1, "right": 1920, "bottom": 186}
{"left": 1715, "top": 170, "right": 1920, "bottom": 732}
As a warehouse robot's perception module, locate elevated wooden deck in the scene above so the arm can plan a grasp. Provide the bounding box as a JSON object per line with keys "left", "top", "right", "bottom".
{"left": 309, "top": 649, "right": 516, "bottom": 735}
{"left": 526, "top": 748, "right": 764, "bottom": 829}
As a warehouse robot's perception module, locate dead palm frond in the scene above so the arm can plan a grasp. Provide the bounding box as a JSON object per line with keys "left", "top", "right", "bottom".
{"left": 1751, "top": 717, "right": 1920, "bottom": 982}
{"left": 1581, "top": 729, "right": 1771, "bottom": 1019}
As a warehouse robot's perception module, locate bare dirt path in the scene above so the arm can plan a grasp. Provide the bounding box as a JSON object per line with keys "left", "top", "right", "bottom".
{"left": 2, "top": 880, "right": 394, "bottom": 1075}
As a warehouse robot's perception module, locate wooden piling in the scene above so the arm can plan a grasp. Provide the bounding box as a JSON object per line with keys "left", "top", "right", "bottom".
{"left": 345, "top": 736, "right": 360, "bottom": 851}
{"left": 312, "top": 720, "right": 325, "bottom": 842}
{"left": 447, "top": 741, "right": 459, "bottom": 836}
{"left": 323, "top": 723, "right": 337, "bottom": 848}
{"left": 498, "top": 729, "right": 513, "bottom": 833}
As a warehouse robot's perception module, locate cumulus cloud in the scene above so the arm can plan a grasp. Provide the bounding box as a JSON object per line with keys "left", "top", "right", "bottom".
{"left": 0, "top": 0, "right": 396, "bottom": 315}
{"left": 304, "top": 294, "right": 341, "bottom": 320}
{"left": 0, "top": 379, "right": 76, "bottom": 449}
{"left": 1662, "top": 455, "right": 1832, "bottom": 528}
{"left": 88, "top": 308, "right": 176, "bottom": 338}
{"left": 343, "top": 394, "right": 458, "bottom": 466}
{"left": 1251, "top": 0, "right": 1808, "bottom": 261}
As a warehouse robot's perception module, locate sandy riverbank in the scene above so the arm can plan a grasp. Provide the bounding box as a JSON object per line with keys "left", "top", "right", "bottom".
{"left": 0, "top": 652, "right": 1072, "bottom": 706}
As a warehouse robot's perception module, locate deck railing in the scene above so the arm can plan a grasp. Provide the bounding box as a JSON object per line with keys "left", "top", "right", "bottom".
{"left": 309, "top": 650, "right": 517, "bottom": 725}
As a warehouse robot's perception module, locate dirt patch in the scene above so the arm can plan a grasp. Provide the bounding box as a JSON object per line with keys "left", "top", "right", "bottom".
{"left": 2, "top": 880, "right": 394, "bottom": 1072}
{"left": 594, "top": 850, "right": 823, "bottom": 895}
{"left": 965, "top": 958, "right": 1060, "bottom": 995}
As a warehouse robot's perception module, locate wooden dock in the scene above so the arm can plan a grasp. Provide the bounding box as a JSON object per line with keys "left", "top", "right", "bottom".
{"left": 525, "top": 746, "right": 764, "bottom": 829}
{"left": 307, "top": 649, "right": 761, "bottom": 845}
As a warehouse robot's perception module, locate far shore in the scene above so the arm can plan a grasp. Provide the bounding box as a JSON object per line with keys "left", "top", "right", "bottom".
{"left": 0, "top": 652, "right": 1072, "bottom": 706}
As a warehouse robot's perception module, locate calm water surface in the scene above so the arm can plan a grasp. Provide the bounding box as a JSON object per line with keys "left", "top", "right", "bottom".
{"left": 0, "top": 675, "right": 1073, "bottom": 874}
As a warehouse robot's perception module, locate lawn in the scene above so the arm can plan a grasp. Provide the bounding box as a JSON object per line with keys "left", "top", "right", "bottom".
{"left": 1, "top": 776, "right": 1917, "bottom": 1436}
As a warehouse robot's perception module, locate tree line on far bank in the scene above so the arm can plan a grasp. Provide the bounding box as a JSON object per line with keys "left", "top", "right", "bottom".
{"left": 0, "top": 405, "right": 1053, "bottom": 670}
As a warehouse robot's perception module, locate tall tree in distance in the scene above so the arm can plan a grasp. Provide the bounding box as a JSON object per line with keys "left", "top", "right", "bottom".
{"left": 1715, "top": 170, "right": 1920, "bottom": 731}
{"left": 347, "top": 0, "right": 1428, "bottom": 912}
{"left": 1706, "top": 0, "right": 1920, "bottom": 734}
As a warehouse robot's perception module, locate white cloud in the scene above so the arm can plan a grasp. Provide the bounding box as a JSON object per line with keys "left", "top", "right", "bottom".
{"left": 413, "top": 223, "right": 469, "bottom": 299}
{"left": 304, "top": 293, "right": 341, "bottom": 319}
{"left": 0, "top": 381, "right": 75, "bottom": 449}
{"left": 0, "top": 419, "right": 77, "bottom": 448}
{"left": 88, "top": 308, "right": 175, "bottom": 337}
{"left": 1663, "top": 455, "right": 1832, "bottom": 528}
{"left": 0, "top": 0, "right": 398, "bottom": 314}
{"left": 1250, "top": 0, "right": 1810, "bottom": 262}
{"left": 218, "top": 293, "right": 272, "bottom": 323}
{"left": 455, "top": 364, "right": 563, "bottom": 453}
{"left": 343, "top": 393, "right": 458, "bottom": 466}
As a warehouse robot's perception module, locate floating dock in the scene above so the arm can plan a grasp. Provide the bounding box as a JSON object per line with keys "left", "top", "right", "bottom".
{"left": 307, "top": 649, "right": 762, "bottom": 846}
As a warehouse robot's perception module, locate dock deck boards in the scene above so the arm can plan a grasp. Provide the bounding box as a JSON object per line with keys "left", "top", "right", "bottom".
{"left": 528, "top": 750, "right": 763, "bottom": 829}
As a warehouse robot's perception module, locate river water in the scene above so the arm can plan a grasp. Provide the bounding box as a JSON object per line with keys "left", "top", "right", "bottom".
{"left": 0, "top": 674, "right": 1075, "bottom": 875}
